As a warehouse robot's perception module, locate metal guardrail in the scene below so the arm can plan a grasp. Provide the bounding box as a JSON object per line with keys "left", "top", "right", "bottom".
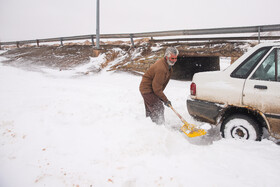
{"left": 151, "top": 36, "right": 280, "bottom": 43}
{"left": 0, "top": 24, "right": 280, "bottom": 49}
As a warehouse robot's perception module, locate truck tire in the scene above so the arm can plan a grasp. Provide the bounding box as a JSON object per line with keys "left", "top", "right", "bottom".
{"left": 221, "top": 114, "right": 262, "bottom": 141}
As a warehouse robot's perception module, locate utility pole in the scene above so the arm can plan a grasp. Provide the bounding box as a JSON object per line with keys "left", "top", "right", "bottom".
{"left": 96, "top": 0, "right": 100, "bottom": 49}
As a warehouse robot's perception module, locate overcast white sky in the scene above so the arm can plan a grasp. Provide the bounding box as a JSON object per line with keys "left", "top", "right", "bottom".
{"left": 0, "top": 0, "right": 280, "bottom": 42}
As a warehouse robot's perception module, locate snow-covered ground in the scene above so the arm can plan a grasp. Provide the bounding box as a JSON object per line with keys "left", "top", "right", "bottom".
{"left": 0, "top": 52, "right": 280, "bottom": 187}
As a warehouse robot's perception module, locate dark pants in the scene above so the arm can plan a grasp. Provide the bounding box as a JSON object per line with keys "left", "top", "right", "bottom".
{"left": 141, "top": 92, "right": 165, "bottom": 124}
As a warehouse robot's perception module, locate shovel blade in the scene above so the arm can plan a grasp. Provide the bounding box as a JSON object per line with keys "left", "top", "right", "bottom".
{"left": 181, "top": 124, "right": 207, "bottom": 138}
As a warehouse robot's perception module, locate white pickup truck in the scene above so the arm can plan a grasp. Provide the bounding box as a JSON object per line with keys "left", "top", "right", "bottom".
{"left": 187, "top": 43, "right": 280, "bottom": 141}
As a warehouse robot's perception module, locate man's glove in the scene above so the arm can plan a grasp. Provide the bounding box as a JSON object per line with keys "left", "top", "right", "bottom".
{"left": 164, "top": 100, "right": 172, "bottom": 107}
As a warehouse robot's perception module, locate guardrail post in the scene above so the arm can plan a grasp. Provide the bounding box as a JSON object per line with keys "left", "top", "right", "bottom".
{"left": 275, "top": 49, "right": 278, "bottom": 81}
{"left": 91, "top": 35, "right": 95, "bottom": 46}
{"left": 60, "top": 38, "right": 64, "bottom": 46}
{"left": 130, "top": 34, "right": 135, "bottom": 48}
{"left": 258, "top": 27, "right": 261, "bottom": 43}
{"left": 36, "top": 40, "right": 40, "bottom": 47}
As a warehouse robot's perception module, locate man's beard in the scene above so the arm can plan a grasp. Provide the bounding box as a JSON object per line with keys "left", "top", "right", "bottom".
{"left": 167, "top": 59, "right": 176, "bottom": 66}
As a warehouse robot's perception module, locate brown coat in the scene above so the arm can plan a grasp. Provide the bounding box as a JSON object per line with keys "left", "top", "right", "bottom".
{"left": 139, "top": 58, "right": 172, "bottom": 102}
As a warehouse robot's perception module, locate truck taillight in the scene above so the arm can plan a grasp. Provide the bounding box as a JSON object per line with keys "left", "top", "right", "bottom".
{"left": 190, "top": 82, "right": 196, "bottom": 96}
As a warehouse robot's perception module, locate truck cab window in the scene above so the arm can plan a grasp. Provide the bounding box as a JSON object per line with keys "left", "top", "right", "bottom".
{"left": 231, "top": 47, "right": 270, "bottom": 79}
{"left": 251, "top": 49, "right": 276, "bottom": 81}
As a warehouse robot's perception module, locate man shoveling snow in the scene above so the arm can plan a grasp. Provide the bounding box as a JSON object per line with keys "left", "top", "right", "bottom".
{"left": 139, "top": 47, "right": 179, "bottom": 125}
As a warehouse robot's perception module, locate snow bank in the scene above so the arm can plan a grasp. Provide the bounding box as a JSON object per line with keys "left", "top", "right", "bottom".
{"left": 0, "top": 54, "right": 280, "bottom": 187}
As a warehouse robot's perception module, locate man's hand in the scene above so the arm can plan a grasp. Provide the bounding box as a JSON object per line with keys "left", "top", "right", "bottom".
{"left": 164, "top": 100, "right": 172, "bottom": 107}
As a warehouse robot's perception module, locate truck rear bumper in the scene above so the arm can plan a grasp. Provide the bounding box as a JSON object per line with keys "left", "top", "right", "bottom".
{"left": 187, "top": 99, "right": 224, "bottom": 124}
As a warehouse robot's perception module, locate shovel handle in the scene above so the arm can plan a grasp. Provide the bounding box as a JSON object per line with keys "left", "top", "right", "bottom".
{"left": 168, "top": 104, "right": 207, "bottom": 137}
{"left": 168, "top": 104, "right": 185, "bottom": 123}
{"left": 169, "top": 104, "right": 195, "bottom": 129}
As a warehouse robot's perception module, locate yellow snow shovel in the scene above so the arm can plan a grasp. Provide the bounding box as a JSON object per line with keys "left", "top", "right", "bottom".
{"left": 169, "top": 104, "right": 207, "bottom": 138}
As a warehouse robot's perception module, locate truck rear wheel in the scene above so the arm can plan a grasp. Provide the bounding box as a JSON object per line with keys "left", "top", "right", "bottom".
{"left": 221, "top": 114, "right": 262, "bottom": 141}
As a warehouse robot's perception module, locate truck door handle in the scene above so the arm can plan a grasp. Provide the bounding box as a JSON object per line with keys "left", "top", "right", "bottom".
{"left": 254, "top": 85, "right": 267, "bottom": 90}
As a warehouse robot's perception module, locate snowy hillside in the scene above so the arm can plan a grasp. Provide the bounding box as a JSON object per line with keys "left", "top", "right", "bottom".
{"left": 0, "top": 52, "right": 280, "bottom": 187}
